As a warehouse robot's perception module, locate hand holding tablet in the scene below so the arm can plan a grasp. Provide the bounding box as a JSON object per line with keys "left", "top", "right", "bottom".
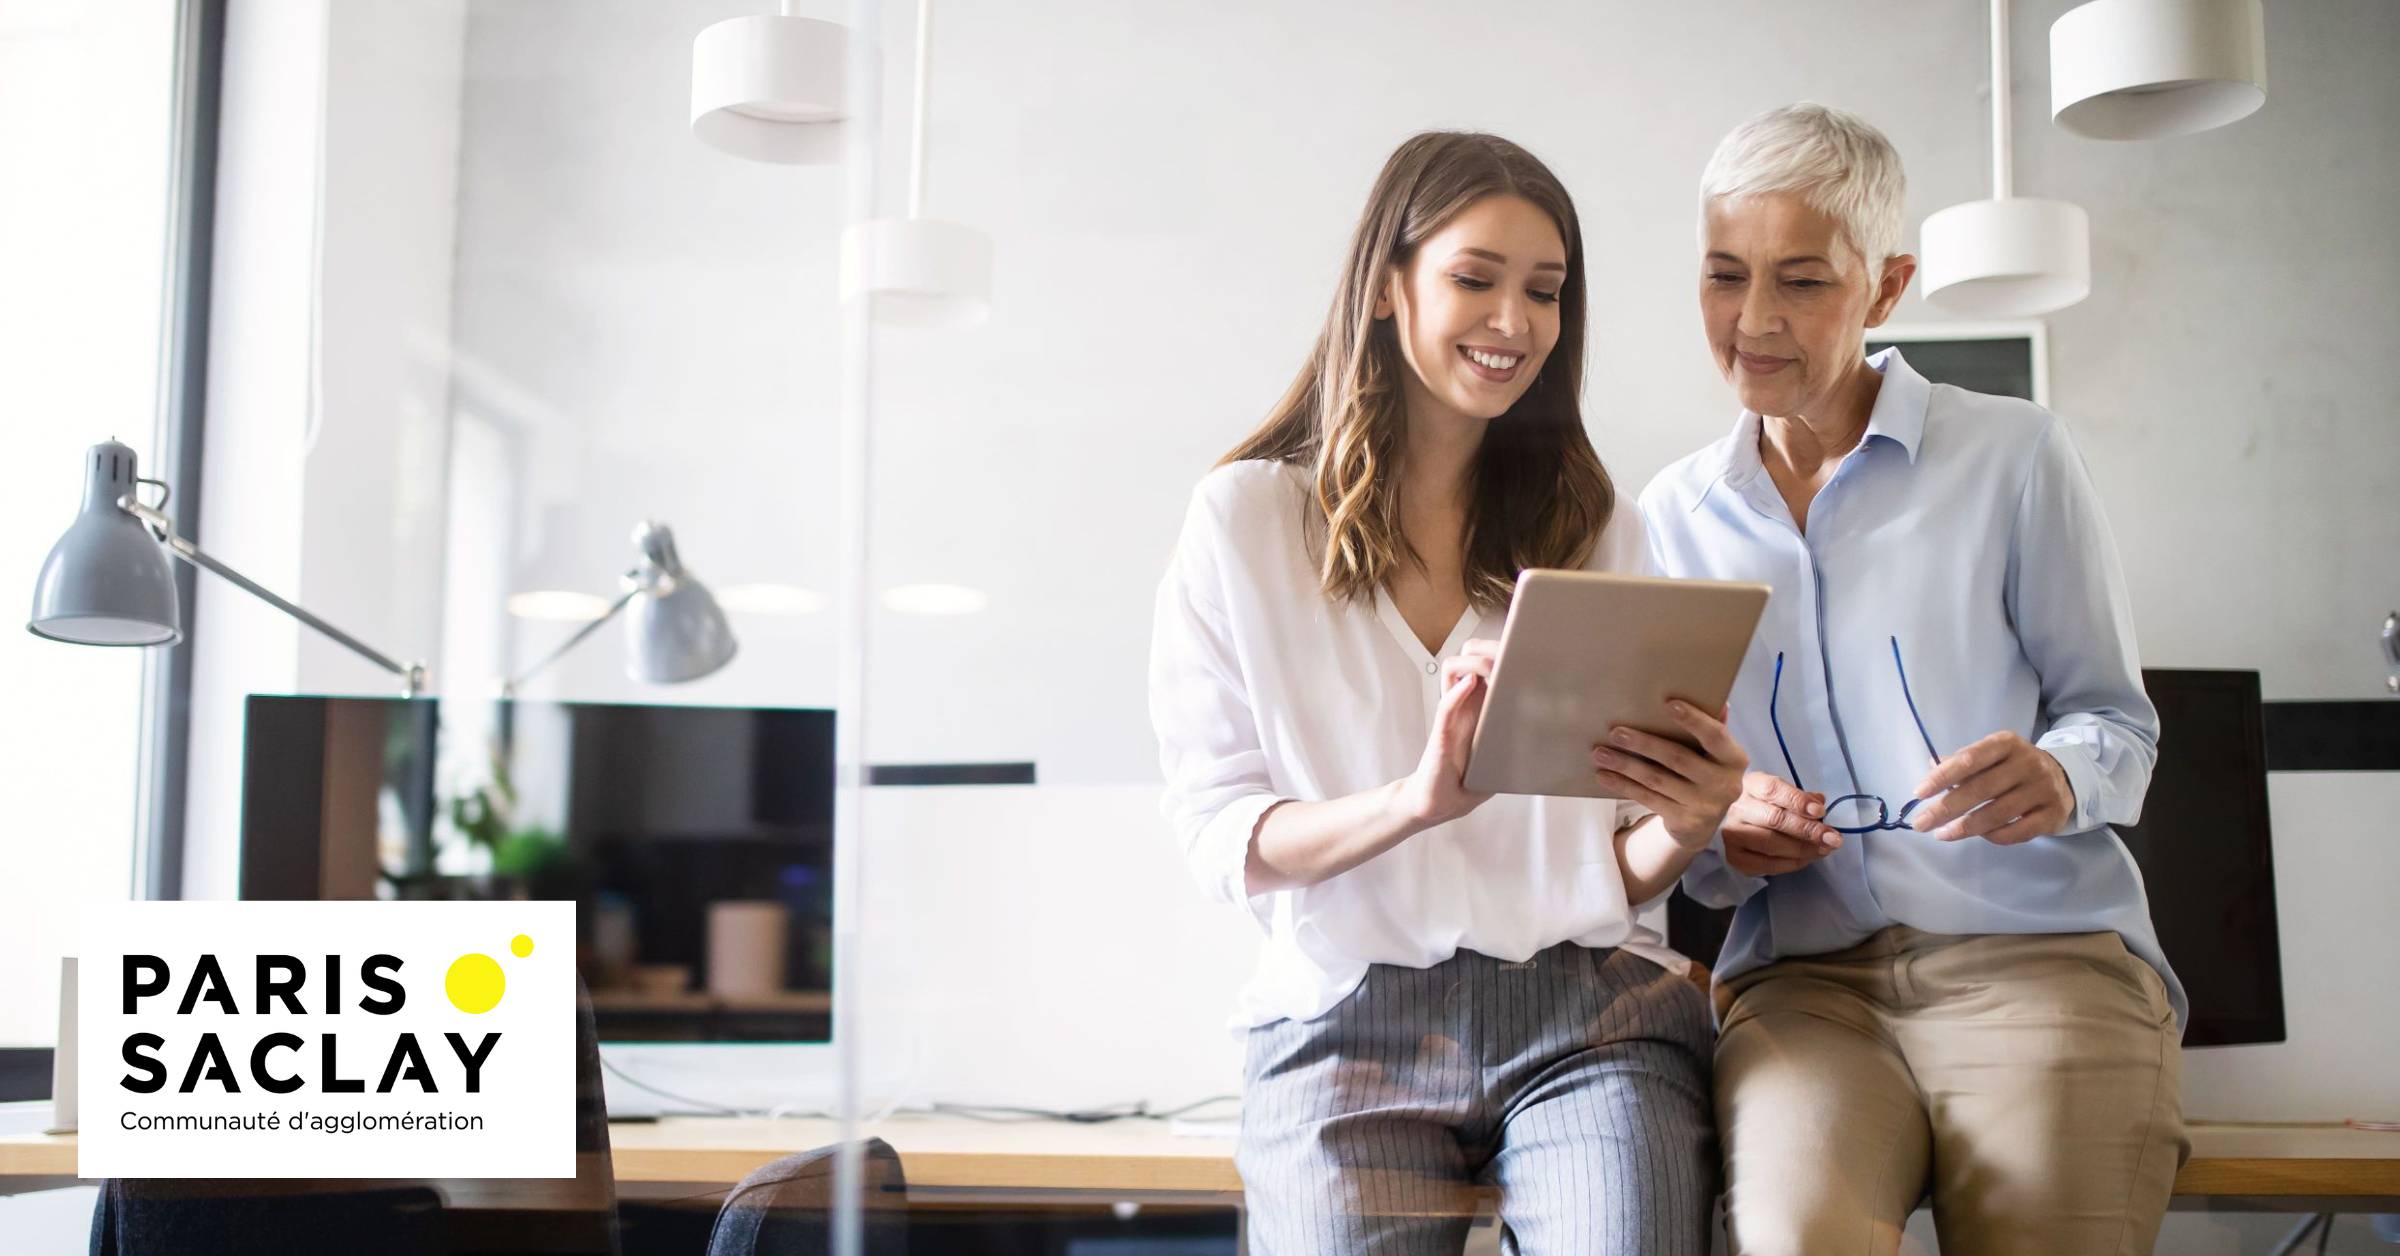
{"left": 1461, "top": 570, "right": 1770, "bottom": 807}
{"left": 1586, "top": 699, "right": 1753, "bottom": 849}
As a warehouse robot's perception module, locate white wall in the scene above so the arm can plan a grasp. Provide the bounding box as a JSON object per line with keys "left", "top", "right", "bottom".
{"left": 181, "top": 0, "right": 323, "bottom": 901}
{"left": 441, "top": 0, "right": 2400, "bottom": 776}
{"left": 302, "top": 0, "right": 465, "bottom": 693}
{"left": 184, "top": 0, "right": 465, "bottom": 898}
{"left": 852, "top": 785, "right": 1258, "bottom": 1113}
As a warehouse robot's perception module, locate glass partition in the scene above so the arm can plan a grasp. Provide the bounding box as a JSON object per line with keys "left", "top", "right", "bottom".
{"left": 16, "top": 3, "right": 2393, "bottom": 1254}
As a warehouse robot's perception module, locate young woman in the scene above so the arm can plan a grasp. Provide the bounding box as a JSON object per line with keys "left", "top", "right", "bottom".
{"left": 1150, "top": 132, "right": 1745, "bottom": 1256}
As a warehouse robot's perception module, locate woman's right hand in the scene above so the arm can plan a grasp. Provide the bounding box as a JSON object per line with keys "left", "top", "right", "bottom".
{"left": 1719, "top": 772, "right": 1843, "bottom": 876}
{"left": 1392, "top": 639, "right": 1499, "bottom": 831}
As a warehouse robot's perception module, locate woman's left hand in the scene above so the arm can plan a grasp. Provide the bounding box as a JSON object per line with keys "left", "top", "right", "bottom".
{"left": 1591, "top": 702, "right": 1748, "bottom": 851}
{"left": 1905, "top": 731, "right": 2076, "bottom": 844}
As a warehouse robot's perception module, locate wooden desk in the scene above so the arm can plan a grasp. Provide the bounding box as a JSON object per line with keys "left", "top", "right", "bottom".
{"left": 610, "top": 1115, "right": 1243, "bottom": 1201}
{"left": 623, "top": 1118, "right": 2400, "bottom": 1212}
{"left": 7, "top": 1115, "right": 2398, "bottom": 1211}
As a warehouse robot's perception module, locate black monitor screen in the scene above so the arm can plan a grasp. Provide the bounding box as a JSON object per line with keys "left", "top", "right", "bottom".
{"left": 2116, "top": 670, "right": 2284, "bottom": 1046}
{"left": 239, "top": 696, "right": 836, "bottom": 1044}
{"left": 1866, "top": 335, "right": 2037, "bottom": 402}
{"left": 1670, "top": 668, "right": 2285, "bottom": 1046}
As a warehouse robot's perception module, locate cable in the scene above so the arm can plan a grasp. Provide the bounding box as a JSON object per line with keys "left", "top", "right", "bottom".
{"left": 2265, "top": 1213, "right": 2323, "bottom": 1256}
{"left": 929, "top": 1095, "right": 1240, "bottom": 1126}
{"left": 599, "top": 1053, "right": 757, "bottom": 1118}
{"left": 600, "top": 1054, "right": 1237, "bottom": 1129}
{"left": 1153, "top": 1094, "right": 1240, "bottom": 1120}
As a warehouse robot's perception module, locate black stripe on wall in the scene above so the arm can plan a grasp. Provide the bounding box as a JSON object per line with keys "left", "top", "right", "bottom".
{"left": 2262, "top": 700, "right": 2400, "bottom": 772}
{"left": 867, "top": 762, "right": 1037, "bottom": 787}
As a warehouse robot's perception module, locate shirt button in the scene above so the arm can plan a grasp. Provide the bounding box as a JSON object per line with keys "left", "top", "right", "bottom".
{"left": 1425, "top": 661, "right": 1438, "bottom": 675}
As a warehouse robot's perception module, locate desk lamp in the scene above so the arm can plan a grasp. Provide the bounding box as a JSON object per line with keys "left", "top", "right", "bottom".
{"left": 29, "top": 440, "right": 428, "bottom": 694}
{"left": 503, "top": 520, "right": 735, "bottom": 695}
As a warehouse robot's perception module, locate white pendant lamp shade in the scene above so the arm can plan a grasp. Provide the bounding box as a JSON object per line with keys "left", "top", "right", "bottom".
{"left": 840, "top": 218, "right": 992, "bottom": 328}
{"left": 1924, "top": 0, "right": 2090, "bottom": 317}
{"left": 690, "top": 14, "right": 847, "bottom": 164}
{"left": 2052, "top": 0, "right": 2266, "bottom": 140}
{"left": 841, "top": 0, "right": 993, "bottom": 328}
{"left": 1921, "top": 197, "right": 2091, "bottom": 317}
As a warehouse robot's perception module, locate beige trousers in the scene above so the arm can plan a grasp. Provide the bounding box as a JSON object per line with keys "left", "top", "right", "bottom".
{"left": 1714, "top": 926, "right": 2186, "bottom": 1256}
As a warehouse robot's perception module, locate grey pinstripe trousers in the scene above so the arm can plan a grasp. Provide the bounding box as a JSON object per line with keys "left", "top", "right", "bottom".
{"left": 1237, "top": 943, "right": 1718, "bottom": 1255}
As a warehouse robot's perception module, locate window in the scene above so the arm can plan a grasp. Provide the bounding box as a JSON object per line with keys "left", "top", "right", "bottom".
{"left": 0, "top": 0, "right": 182, "bottom": 1048}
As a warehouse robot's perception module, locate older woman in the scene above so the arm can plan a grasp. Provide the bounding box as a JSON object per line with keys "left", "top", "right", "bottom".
{"left": 1639, "top": 103, "right": 2186, "bottom": 1255}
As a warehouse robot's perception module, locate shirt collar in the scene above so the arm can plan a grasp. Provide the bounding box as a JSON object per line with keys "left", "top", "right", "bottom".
{"left": 1694, "top": 345, "right": 1930, "bottom": 512}
{"left": 1859, "top": 345, "right": 1929, "bottom": 464}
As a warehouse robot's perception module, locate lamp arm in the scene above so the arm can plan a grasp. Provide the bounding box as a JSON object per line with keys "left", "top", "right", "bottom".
{"left": 119, "top": 496, "right": 429, "bottom": 695}
{"left": 2383, "top": 610, "right": 2399, "bottom": 696}
{"left": 503, "top": 585, "right": 640, "bottom": 696}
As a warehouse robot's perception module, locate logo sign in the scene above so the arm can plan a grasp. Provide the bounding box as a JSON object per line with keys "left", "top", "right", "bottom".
{"left": 78, "top": 901, "right": 575, "bottom": 1179}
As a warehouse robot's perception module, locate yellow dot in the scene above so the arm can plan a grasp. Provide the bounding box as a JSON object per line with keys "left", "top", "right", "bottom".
{"left": 511, "top": 934, "right": 534, "bottom": 958}
{"left": 446, "top": 953, "right": 506, "bottom": 1014}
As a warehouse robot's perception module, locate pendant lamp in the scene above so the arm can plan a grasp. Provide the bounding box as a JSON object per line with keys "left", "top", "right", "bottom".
{"left": 2052, "top": 0, "right": 2266, "bottom": 140}
{"left": 839, "top": 0, "right": 992, "bottom": 327}
{"left": 691, "top": 5, "right": 848, "bottom": 164}
{"left": 1922, "top": 0, "right": 2092, "bottom": 317}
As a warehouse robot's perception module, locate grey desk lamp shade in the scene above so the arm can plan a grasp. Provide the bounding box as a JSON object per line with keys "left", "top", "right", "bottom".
{"left": 507, "top": 520, "right": 737, "bottom": 693}
{"left": 32, "top": 440, "right": 428, "bottom": 692}
{"left": 624, "top": 521, "right": 735, "bottom": 683}
{"left": 28, "top": 441, "right": 181, "bottom": 646}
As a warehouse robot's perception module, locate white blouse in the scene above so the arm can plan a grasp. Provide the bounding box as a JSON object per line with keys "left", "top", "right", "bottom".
{"left": 1150, "top": 459, "right": 1684, "bottom": 1028}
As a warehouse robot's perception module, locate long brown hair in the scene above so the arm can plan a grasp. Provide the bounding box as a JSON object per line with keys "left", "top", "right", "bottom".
{"left": 1220, "top": 131, "right": 1614, "bottom": 609}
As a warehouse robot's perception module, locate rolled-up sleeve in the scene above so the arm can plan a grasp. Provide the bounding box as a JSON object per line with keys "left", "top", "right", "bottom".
{"left": 1150, "top": 489, "right": 1282, "bottom": 927}
{"left": 1680, "top": 838, "right": 1769, "bottom": 909}
{"left": 2008, "top": 418, "right": 2161, "bottom": 834}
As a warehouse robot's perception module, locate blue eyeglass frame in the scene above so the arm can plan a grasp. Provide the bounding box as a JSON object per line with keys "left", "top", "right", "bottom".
{"left": 1768, "top": 636, "right": 1943, "bottom": 835}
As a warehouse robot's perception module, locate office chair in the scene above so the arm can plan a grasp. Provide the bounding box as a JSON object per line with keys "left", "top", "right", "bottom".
{"left": 703, "top": 1138, "right": 908, "bottom": 1256}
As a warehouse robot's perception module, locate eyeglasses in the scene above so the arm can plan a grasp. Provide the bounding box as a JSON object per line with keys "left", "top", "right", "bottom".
{"left": 1768, "top": 636, "right": 1943, "bottom": 835}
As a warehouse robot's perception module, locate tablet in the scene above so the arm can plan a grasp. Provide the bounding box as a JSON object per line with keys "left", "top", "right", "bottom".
{"left": 1461, "top": 569, "right": 1770, "bottom": 799}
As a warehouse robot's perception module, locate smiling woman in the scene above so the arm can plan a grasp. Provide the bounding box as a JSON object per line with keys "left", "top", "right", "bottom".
{"left": 1218, "top": 131, "right": 1612, "bottom": 616}
{"left": 1645, "top": 102, "right": 2184, "bottom": 1256}
{"left": 1154, "top": 131, "right": 1733, "bottom": 1255}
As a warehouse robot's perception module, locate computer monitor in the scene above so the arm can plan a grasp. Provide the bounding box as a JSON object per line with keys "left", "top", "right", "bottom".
{"left": 239, "top": 695, "right": 843, "bottom": 1111}
{"left": 1867, "top": 329, "right": 2044, "bottom": 404}
{"left": 1668, "top": 669, "right": 2286, "bottom": 1046}
{"left": 2116, "top": 669, "right": 2284, "bottom": 1045}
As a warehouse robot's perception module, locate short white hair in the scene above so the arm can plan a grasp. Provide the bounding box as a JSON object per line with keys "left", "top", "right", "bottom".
{"left": 1699, "top": 103, "right": 1907, "bottom": 269}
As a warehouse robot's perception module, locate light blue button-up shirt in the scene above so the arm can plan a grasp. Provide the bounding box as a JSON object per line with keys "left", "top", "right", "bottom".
{"left": 1640, "top": 348, "right": 2183, "bottom": 1030}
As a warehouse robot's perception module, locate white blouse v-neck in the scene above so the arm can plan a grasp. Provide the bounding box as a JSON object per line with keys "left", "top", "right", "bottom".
{"left": 1150, "top": 459, "right": 1683, "bottom": 1028}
